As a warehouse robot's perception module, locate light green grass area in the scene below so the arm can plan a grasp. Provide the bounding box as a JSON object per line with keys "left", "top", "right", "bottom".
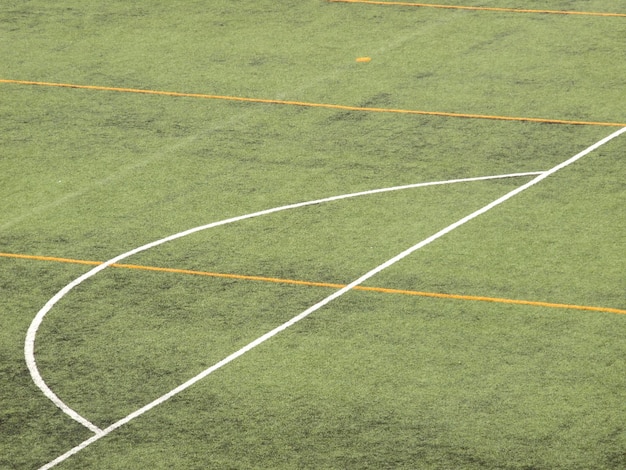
{"left": 1, "top": 1, "right": 625, "bottom": 469}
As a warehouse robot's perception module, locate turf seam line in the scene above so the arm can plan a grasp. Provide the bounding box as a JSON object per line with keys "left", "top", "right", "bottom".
{"left": 2, "top": 79, "right": 625, "bottom": 128}
{"left": 36, "top": 127, "right": 626, "bottom": 469}
{"left": 327, "top": 0, "right": 626, "bottom": 17}
{"left": 2, "top": 252, "right": 624, "bottom": 315}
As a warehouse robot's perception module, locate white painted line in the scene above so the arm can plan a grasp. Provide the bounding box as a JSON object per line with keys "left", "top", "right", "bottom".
{"left": 34, "top": 127, "right": 626, "bottom": 469}
{"left": 25, "top": 171, "right": 541, "bottom": 435}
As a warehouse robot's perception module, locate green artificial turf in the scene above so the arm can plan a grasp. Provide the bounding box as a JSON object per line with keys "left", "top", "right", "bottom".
{"left": 1, "top": 1, "right": 625, "bottom": 468}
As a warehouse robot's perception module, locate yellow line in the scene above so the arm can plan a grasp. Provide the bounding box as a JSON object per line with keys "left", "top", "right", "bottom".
{"left": 1, "top": 253, "right": 102, "bottom": 267}
{"left": 2, "top": 79, "right": 625, "bottom": 128}
{"left": 2, "top": 252, "right": 625, "bottom": 315}
{"left": 328, "top": 0, "right": 626, "bottom": 17}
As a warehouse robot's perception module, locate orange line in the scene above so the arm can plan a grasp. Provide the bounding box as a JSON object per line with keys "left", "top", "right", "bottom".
{"left": 328, "top": 0, "right": 626, "bottom": 17}
{"left": 354, "top": 286, "right": 626, "bottom": 315}
{"left": 114, "top": 262, "right": 349, "bottom": 290}
{"left": 2, "top": 79, "right": 625, "bottom": 128}
{"left": 2, "top": 252, "right": 625, "bottom": 315}
{"left": 0, "top": 253, "right": 102, "bottom": 267}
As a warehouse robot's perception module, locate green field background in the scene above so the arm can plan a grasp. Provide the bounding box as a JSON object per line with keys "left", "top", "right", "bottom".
{"left": 1, "top": 1, "right": 625, "bottom": 468}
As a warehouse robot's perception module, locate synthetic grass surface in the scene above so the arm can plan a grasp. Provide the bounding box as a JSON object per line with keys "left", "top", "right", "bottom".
{"left": 1, "top": 1, "right": 625, "bottom": 468}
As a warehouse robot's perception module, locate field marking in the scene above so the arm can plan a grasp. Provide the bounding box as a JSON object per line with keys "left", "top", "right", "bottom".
{"left": 3, "top": 251, "right": 625, "bottom": 315}
{"left": 328, "top": 0, "right": 626, "bottom": 17}
{"left": 36, "top": 128, "right": 626, "bottom": 469}
{"left": 2, "top": 79, "right": 626, "bottom": 128}
{"left": 23, "top": 172, "right": 537, "bottom": 435}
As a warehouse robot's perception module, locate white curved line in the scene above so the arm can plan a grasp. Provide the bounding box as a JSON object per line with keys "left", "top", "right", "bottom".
{"left": 36, "top": 126, "right": 626, "bottom": 470}
{"left": 25, "top": 171, "right": 542, "bottom": 433}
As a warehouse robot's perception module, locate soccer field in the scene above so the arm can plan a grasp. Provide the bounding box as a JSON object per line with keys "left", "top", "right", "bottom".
{"left": 1, "top": 1, "right": 625, "bottom": 468}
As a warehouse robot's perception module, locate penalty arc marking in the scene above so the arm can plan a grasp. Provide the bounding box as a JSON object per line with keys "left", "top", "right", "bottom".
{"left": 25, "top": 171, "right": 541, "bottom": 434}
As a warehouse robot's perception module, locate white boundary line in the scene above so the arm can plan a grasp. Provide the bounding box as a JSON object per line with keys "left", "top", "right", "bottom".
{"left": 33, "top": 127, "right": 626, "bottom": 468}
{"left": 25, "top": 171, "right": 541, "bottom": 434}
